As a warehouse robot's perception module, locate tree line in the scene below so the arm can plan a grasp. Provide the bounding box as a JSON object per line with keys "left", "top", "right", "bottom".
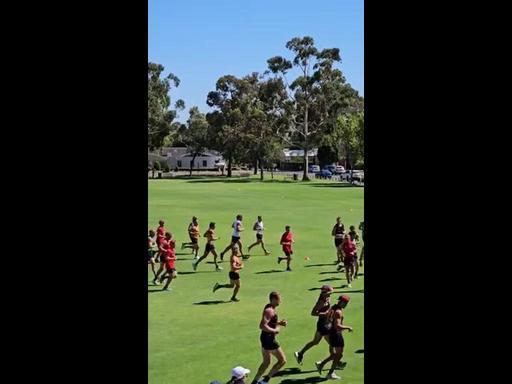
{"left": 148, "top": 36, "right": 364, "bottom": 180}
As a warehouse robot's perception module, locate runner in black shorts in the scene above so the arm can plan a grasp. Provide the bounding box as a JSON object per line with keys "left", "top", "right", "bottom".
{"left": 183, "top": 216, "right": 200, "bottom": 258}
{"left": 315, "top": 296, "right": 353, "bottom": 380}
{"left": 248, "top": 216, "right": 270, "bottom": 255}
{"left": 193, "top": 222, "right": 222, "bottom": 271}
{"left": 332, "top": 217, "right": 345, "bottom": 264}
{"left": 294, "top": 285, "right": 335, "bottom": 365}
{"left": 148, "top": 229, "right": 157, "bottom": 279}
{"left": 251, "top": 292, "right": 288, "bottom": 384}
{"left": 220, "top": 214, "right": 245, "bottom": 260}
{"left": 212, "top": 244, "right": 243, "bottom": 302}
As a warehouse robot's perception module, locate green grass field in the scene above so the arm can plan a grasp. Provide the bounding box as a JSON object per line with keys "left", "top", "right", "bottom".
{"left": 148, "top": 177, "right": 364, "bottom": 384}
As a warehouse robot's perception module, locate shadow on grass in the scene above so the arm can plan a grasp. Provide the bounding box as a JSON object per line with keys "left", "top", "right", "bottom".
{"left": 183, "top": 177, "right": 309, "bottom": 184}
{"left": 254, "top": 269, "right": 286, "bottom": 274}
{"left": 193, "top": 300, "right": 229, "bottom": 305}
{"left": 147, "top": 289, "right": 168, "bottom": 293}
{"left": 308, "top": 183, "right": 361, "bottom": 188}
{"left": 319, "top": 271, "right": 339, "bottom": 275}
{"left": 304, "top": 263, "right": 337, "bottom": 268}
{"left": 187, "top": 178, "right": 254, "bottom": 184}
{"left": 309, "top": 281, "right": 353, "bottom": 291}
{"left": 333, "top": 289, "right": 364, "bottom": 294}
{"left": 177, "top": 271, "right": 214, "bottom": 275}
{"left": 280, "top": 377, "right": 327, "bottom": 383}
{"left": 355, "top": 349, "right": 364, "bottom": 354}
{"left": 318, "top": 277, "right": 340, "bottom": 282}
{"left": 274, "top": 368, "right": 318, "bottom": 377}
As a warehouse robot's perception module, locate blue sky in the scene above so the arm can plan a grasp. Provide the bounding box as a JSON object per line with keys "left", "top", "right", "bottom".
{"left": 149, "top": 0, "right": 364, "bottom": 122}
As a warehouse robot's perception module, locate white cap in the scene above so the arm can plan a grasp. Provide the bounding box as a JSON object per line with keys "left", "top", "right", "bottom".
{"left": 231, "top": 366, "right": 250, "bottom": 379}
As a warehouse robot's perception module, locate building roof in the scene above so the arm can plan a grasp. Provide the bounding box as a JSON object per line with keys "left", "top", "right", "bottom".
{"left": 165, "top": 147, "right": 222, "bottom": 159}
{"left": 283, "top": 148, "right": 318, "bottom": 157}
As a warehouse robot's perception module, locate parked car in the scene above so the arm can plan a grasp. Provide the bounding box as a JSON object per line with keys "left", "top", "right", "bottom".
{"left": 334, "top": 165, "right": 345, "bottom": 174}
{"left": 352, "top": 171, "right": 364, "bottom": 183}
{"left": 324, "top": 165, "right": 337, "bottom": 174}
{"left": 308, "top": 164, "right": 320, "bottom": 173}
{"left": 340, "top": 170, "right": 364, "bottom": 181}
{"left": 323, "top": 164, "right": 345, "bottom": 174}
{"left": 316, "top": 169, "right": 333, "bottom": 179}
{"left": 340, "top": 170, "right": 351, "bottom": 181}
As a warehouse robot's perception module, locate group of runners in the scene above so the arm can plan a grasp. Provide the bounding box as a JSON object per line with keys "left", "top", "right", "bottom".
{"left": 147, "top": 215, "right": 364, "bottom": 381}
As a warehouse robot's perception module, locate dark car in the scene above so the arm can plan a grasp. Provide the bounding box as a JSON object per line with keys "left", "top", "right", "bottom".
{"left": 325, "top": 165, "right": 336, "bottom": 174}
{"left": 316, "top": 169, "right": 333, "bottom": 179}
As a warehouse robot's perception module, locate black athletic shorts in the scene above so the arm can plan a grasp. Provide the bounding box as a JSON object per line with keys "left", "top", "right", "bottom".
{"left": 159, "top": 253, "right": 166, "bottom": 263}
{"left": 334, "top": 238, "right": 343, "bottom": 247}
{"left": 231, "top": 236, "right": 240, "bottom": 243}
{"left": 316, "top": 320, "right": 332, "bottom": 336}
{"left": 190, "top": 236, "right": 198, "bottom": 244}
{"left": 284, "top": 250, "right": 293, "bottom": 257}
{"left": 329, "top": 332, "right": 344, "bottom": 348}
{"left": 147, "top": 249, "right": 154, "bottom": 262}
{"left": 256, "top": 234, "right": 263, "bottom": 240}
{"left": 165, "top": 266, "right": 176, "bottom": 274}
{"left": 260, "top": 332, "right": 280, "bottom": 350}
{"left": 205, "top": 243, "right": 215, "bottom": 253}
{"left": 344, "top": 256, "right": 356, "bottom": 267}
{"left": 229, "top": 271, "right": 240, "bottom": 281}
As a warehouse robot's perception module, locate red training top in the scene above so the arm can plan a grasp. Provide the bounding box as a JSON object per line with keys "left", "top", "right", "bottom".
{"left": 342, "top": 239, "right": 356, "bottom": 257}
{"left": 165, "top": 240, "right": 176, "bottom": 269}
{"left": 156, "top": 226, "right": 166, "bottom": 245}
{"left": 281, "top": 231, "right": 293, "bottom": 253}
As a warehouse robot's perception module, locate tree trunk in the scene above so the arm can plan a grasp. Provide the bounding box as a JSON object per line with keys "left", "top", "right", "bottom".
{"left": 253, "top": 159, "right": 258, "bottom": 175}
{"left": 152, "top": 169, "right": 155, "bottom": 178}
{"left": 302, "top": 106, "right": 310, "bottom": 181}
{"left": 189, "top": 154, "right": 197, "bottom": 176}
{"left": 227, "top": 155, "right": 232, "bottom": 177}
{"left": 259, "top": 158, "right": 264, "bottom": 181}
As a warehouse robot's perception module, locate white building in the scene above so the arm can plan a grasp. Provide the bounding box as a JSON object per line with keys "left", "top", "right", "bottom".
{"left": 166, "top": 147, "right": 225, "bottom": 171}
{"left": 282, "top": 148, "right": 318, "bottom": 161}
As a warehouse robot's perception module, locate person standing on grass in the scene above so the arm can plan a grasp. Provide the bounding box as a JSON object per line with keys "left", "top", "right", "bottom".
{"left": 348, "top": 225, "right": 361, "bottom": 278}
{"left": 156, "top": 219, "right": 166, "bottom": 248}
{"left": 147, "top": 229, "right": 158, "bottom": 279}
{"left": 251, "top": 291, "right": 288, "bottom": 384}
{"left": 294, "top": 285, "right": 335, "bottom": 365}
{"left": 315, "top": 295, "right": 353, "bottom": 380}
{"left": 193, "top": 222, "right": 222, "bottom": 271}
{"left": 159, "top": 232, "right": 177, "bottom": 291}
{"left": 332, "top": 217, "right": 345, "bottom": 264}
{"left": 213, "top": 244, "right": 243, "bottom": 302}
{"left": 278, "top": 226, "right": 294, "bottom": 271}
{"left": 340, "top": 234, "right": 356, "bottom": 288}
{"left": 220, "top": 214, "right": 245, "bottom": 260}
{"left": 182, "top": 216, "right": 200, "bottom": 258}
{"left": 248, "top": 216, "right": 270, "bottom": 255}
{"left": 358, "top": 221, "right": 365, "bottom": 267}
{"left": 153, "top": 230, "right": 171, "bottom": 285}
